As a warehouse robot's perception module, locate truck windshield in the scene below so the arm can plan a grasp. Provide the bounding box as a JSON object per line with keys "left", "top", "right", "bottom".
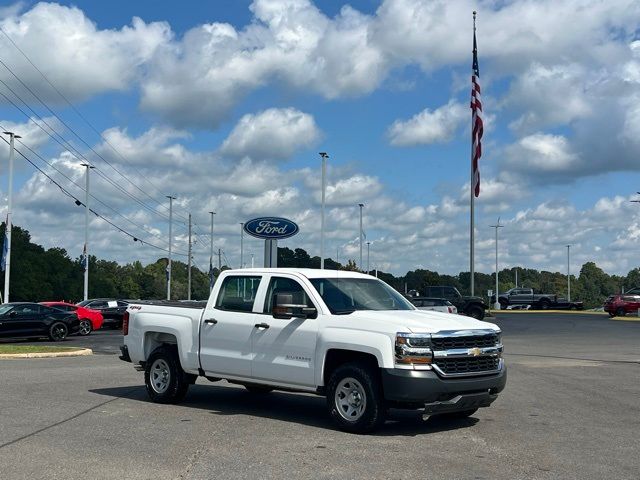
{"left": 310, "top": 277, "right": 414, "bottom": 314}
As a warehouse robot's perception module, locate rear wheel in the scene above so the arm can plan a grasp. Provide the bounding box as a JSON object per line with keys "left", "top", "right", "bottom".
{"left": 48, "top": 322, "right": 68, "bottom": 342}
{"left": 616, "top": 307, "right": 626, "bottom": 317}
{"left": 326, "top": 362, "right": 385, "bottom": 433}
{"left": 78, "top": 319, "right": 92, "bottom": 336}
{"left": 468, "top": 305, "right": 485, "bottom": 320}
{"left": 144, "top": 346, "right": 190, "bottom": 404}
{"left": 539, "top": 299, "right": 551, "bottom": 310}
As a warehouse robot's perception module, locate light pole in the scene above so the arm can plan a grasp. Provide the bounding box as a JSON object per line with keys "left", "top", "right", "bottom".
{"left": 166, "top": 195, "right": 176, "bottom": 300}
{"left": 240, "top": 223, "right": 244, "bottom": 268}
{"left": 209, "top": 211, "right": 216, "bottom": 292}
{"left": 2, "top": 131, "right": 21, "bottom": 303}
{"left": 366, "top": 241, "right": 370, "bottom": 274}
{"left": 319, "top": 152, "right": 328, "bottom": 269}
{"left": 566, "top": 244, "right": 571, "bottom": 302}
{"left": 80, "top": 163, "right": 94, "bottom": 301}
{"left": 490, "top": 218, "right": 504, "bottom": 309}
{"left": 358, "top": 203, "right": 364, "bottom": 271}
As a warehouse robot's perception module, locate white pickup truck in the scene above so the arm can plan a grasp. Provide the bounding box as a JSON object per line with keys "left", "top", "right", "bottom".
{"left": 120, "top": 269, "right": 506, "bottom": 433}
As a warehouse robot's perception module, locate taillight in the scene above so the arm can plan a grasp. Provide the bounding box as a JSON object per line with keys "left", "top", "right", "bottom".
{"left": 122, "top": 311, "right": 129, "bottom": 336}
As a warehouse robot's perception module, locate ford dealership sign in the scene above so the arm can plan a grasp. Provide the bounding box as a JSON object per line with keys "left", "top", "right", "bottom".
{"left": 244, "top": 217, "right": 299, "bottom": 240}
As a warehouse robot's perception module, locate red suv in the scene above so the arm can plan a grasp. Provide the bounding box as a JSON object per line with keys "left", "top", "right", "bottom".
{"left": 603, "top": 293, "right": 640, "bottom": 317}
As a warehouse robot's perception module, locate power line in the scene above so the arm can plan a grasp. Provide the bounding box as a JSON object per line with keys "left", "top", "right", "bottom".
{"left": 0, "top": 29, "right": 191, "bottom": 222}
{"left": 0, "top": 135, "right": 187, "bottom": 256}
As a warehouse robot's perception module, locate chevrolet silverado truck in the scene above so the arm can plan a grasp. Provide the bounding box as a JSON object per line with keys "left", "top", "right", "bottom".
{"left": 120, "top": 269, "right": 506, "bottom": 433}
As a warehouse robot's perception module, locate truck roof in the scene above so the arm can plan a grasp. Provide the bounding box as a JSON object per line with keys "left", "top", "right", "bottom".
{"left": 224, "top": 268, "right": 376, "bottom": 280}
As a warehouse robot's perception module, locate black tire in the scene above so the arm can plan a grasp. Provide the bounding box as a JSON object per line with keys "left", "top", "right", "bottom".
{"left": 468, "top": 305, "right": 485, "bottom": 320}
{"left": 48, "top": 322, "right": 68, "bottom": 342}
{"left": 244, "top": 385, "right": 274, "bottom": 394}
{"left": 144, "top": 346, "right": 190, "bottom": 404}
{"left": 326, "top": 362, "right": 385, "bottom": 434}
{"left": 499, "top": 300, "right": 508, "bottom": 310}
{"left": 608, "top": 311, "right": 616, "bottom": 317}
{"left": 78, "top": 319, "right": 93, "bottom": 336}
{"left": 616, "top": 307, "right": 626, "bottom": 317}
{"left": 539, "top": 299, "right": 551, "bottom": 310}
{"left": 434, "top": 409, "right": 478, "bottom": 420}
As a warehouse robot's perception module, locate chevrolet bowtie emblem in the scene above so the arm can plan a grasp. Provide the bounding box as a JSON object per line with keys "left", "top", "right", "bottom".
{"left": 468, "top": 347, "right": 482, "bottom": 357}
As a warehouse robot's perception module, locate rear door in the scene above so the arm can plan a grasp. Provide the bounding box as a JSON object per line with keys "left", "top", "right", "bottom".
{"left": 251, "top": 275, "right": 319, "bottom": 388}
{"left": 199, "top": 275, "right": 263, "bottom": 378}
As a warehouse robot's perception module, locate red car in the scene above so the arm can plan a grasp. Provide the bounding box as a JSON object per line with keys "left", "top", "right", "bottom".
{"left": 40, "top": 301, "right": 104, "bottom": 335}
{"left": 603, "top": 294, "right": 640, "bottom": 317}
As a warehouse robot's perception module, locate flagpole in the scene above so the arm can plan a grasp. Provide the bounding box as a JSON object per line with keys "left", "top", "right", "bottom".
{"left": 469, "top": 11, "right": 476, "bottom": 297}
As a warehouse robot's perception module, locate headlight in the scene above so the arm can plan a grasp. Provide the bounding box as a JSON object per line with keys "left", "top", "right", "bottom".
{"left": 395, "top": 333, "right": 432, "bottom": 366}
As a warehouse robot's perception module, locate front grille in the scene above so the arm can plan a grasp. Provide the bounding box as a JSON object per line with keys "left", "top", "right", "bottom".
{"left": 432, "top": 333, "right": 498, "bottom": 350}
{"left": 434, "top": 356, "right": 500, "bottom": 375}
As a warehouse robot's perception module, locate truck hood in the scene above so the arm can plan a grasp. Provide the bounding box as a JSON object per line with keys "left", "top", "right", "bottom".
{"left": 339, "top": 309, "right": 499, "bottom": 334}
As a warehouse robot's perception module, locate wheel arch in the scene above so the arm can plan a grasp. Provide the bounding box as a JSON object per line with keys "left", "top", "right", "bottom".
{"left": 321, "top": 348, "right": 381, "bottom": 389}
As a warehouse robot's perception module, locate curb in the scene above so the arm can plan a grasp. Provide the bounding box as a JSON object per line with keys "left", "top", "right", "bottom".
{"left": 0, "top": 348, "right": 93, "bottom": 359}
{"left": 609, "top": 316, "right": 640, "bottom": 322}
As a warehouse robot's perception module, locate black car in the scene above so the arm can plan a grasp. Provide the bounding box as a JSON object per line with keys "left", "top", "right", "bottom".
{"left": 76, "top": 298, "right": 129, "bottom": 329}
{"left": 422, "top": 286, "right": 487, "bottom": 319}
{"left": 0, "top": 302, "right": 80, "bottom": 341}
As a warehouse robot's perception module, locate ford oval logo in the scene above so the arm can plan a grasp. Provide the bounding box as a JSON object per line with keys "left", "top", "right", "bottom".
{"left": 244, "top": 217, "right": 299, "bottom": 240}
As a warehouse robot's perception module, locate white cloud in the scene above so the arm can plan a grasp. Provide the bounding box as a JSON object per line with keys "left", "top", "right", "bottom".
{"left": 0, "top": 3, "right": 170, "bottom": 102}
{"left": 220, "top": 108, "right": 320, "bottom": 160}
{"left": 387, "top": 100, "right": 466, "bottom": 146}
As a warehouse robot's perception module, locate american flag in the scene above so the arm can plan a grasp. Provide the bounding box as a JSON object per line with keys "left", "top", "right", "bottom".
{"left": 470, "top": 19, "right": 483, "bottom": 198}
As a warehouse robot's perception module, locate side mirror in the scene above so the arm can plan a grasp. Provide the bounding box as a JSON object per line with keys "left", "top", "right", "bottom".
{"left": 272, "top": 293, "right": 317, "bottom": 320}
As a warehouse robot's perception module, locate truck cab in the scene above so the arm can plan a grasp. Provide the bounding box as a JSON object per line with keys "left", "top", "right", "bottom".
{"left": 122, "top": 269, "right": 506, "bottom": 433}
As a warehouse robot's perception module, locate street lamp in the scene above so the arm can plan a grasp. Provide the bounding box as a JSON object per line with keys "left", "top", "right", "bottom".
{"left": 358, "top": 203, "right": 364, "bottom": 271}
{"left": 80, "top": 163, "right": 95, "bottom": 301}
{"left": 3, "top": 132, "right": 21, "bottom": 303}
{"left": 566, "top": 244, "right": 571, "bottom": 302}
{"left": 490, "top": 218, "right": 504, "bottom": 309}
{"left": 319, "top": 152, "right": 328, "bottom": 269}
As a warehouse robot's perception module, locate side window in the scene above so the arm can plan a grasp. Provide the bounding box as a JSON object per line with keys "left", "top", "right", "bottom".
{"left": 264, "top": 277, "right": 314, "bottom": 313}
{"left": 15, "top": 304, "right": 41, "bottom": 315}
{"left": 215, "top": 276, "right": 262, "bottom": 312}
{"left": 89, "top": 301, "right": 108, "bottom": 309}
{"left": 442, "top": 287, "right": 457, "bottom": 299}
{"left": 40, "top": 306, "right": 56, "bottom": 315}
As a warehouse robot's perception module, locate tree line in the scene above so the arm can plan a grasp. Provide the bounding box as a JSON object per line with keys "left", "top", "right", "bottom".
{"left": 1, "top": 224, "right": 636, "bottom": 308}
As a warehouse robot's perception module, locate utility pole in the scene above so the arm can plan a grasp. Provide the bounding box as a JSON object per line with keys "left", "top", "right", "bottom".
{"left": 319, "top": 152, "right": 328, "bottom": 269}
{"left": 80, "top": 163, "right": 94, "bottom": 301}
{"left": 218, "top": 248, "right": 222, "bottom": 271}
{"left": 490, "top": 218, "right": 504, "bottom": 309}
{"left": 366, "top": 241, "right": 370, "bottom": 274}
{"left": 240, "top": 223, "right": 244, "bottom": 268}
{"left": 209, "top": 211, "right": 215, "bottom": 292}
{"left": 515, "top": 267, "right": 518, "bottom": 288}
{"left": 358, "top": 203, "right": 364, "bottom": 271}
{"left": 187, "top": 213, "right": 192, "bottom": 300}
{"left": 566, "top": 244, "right": 571, "bottom": 302}
{"left": 166, "top": 195, "right": 176, "bottom": 300}
{"left": 2, "top": 131, "right": 21, "bottom": 303}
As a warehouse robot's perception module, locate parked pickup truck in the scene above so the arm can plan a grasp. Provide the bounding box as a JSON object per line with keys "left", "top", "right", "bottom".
{"left": 120, "top": 269, "right": 506, "bottom": 433}
{"left": 495, "top": 288, "right": 557, "bottom": 309}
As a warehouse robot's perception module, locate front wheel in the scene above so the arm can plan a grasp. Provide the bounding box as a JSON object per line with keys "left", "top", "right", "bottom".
{"left": 144, "top": 347, "right": 190, "bottom": 404}
{"left": 48, "top": 322, "right": 68, "bottom": 341}
{"left": 78, "top": 319, "right": 93, "bottom": 336}
{"left": 539, "top": 300, "right": 551, "bottom": 310}
{"left": 326, "top": 362, "right": 385, "bottom": 434}
{"left": 616, "top": 307, "right": 626, "bottom": 317}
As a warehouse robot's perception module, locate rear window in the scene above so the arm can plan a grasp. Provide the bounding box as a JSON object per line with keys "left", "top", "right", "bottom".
{"left": 215, "top": 276, "right": 262, "bottom": 312}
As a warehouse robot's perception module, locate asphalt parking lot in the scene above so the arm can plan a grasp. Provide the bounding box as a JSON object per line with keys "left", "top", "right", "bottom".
{"left": 1, "top": 313, "right": 638, "bottom": 480}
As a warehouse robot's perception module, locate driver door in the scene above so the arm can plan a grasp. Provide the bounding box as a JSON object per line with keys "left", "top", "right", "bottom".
{"left": 251, "top": 275, "right": 318, "bottom": 388}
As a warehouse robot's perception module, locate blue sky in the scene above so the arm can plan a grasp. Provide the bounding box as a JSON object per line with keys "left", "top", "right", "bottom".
{"left": 0, "top": 0, "right": 639, "bottom": 277}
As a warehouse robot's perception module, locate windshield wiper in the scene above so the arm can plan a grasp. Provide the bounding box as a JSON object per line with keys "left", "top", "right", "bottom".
{"left": 333, "top": 309, "right": 356, "bottom": 315}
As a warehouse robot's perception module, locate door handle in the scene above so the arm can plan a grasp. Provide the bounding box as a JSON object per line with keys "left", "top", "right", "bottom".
{"left": 204, "top": 318, "right": 218, "bottom": 325}
{"left": 254, "top": 322, "right": 270, "bottom": 329}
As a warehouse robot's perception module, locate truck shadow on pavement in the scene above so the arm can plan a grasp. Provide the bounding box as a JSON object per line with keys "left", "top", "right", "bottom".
{"left": 89, "top": 383, "right": 479, "bottom": 437}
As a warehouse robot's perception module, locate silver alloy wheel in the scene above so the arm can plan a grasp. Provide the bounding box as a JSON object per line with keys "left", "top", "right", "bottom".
{"left": 51, "top": 324, "right": 67, "bottom": 341}
{"left": 150, "top": 359, "right": 171, "bottom": 394}
{"left": 335, "top": 377, "right": 367, "bottom": 422}
{"left": 79, "top": 320, "right": 92, "bottom": 335}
